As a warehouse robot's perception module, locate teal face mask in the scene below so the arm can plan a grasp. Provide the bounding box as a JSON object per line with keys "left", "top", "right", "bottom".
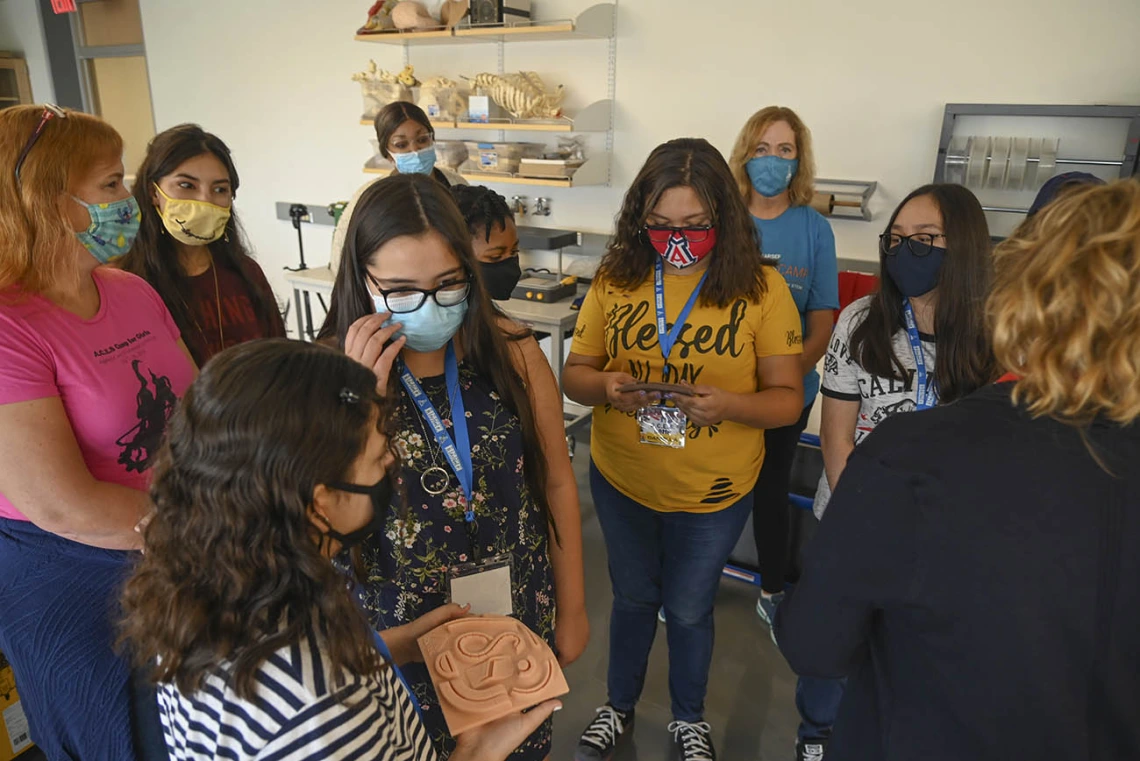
{"left": 72, "top": 195, "right": 141, "bottom": 263}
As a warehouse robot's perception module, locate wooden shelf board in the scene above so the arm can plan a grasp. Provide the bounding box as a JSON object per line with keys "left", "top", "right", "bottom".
{"left": 454, "top": 22, "right": 576, "bottom": 41}
{"left": 461, "top": 171, "right": 574, "bottom": 187}
{"left": 455, "top": 120, "right": 572, "bottom": 132}
{"left": 363, "top": 166, "right": 581, "bottom": 188}
{"left": 359, "top": 118, "right": 456, "bottom": 128}
{"left": 355, "top": 29, "right": 457, "bottom": 45}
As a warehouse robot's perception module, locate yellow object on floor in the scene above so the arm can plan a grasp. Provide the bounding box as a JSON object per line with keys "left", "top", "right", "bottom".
{"left": 0, "top": 652, "right": 34, "bottom": 760}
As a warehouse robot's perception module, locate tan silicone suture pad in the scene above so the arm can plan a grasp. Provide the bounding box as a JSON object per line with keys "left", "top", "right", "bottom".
{"left": 418, "top": 615, "right": 570, "bottom": 736}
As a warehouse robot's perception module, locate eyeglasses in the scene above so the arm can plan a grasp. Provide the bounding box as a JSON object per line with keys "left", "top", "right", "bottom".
{"left": 14, "top": 104, "right": 67, "bottom": 185}
{"left": 880, "top": 233, "right": 947, "bottom": 257}
{"left": 367, "top": 273, "right": 470, "bottom": 314}
{"left": 645, "top": 225, "right": 714, "bottom": 243}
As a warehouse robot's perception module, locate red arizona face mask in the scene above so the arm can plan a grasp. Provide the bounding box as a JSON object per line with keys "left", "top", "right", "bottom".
{"left": 645, "top": 225, "right": 718, "bottom": 268}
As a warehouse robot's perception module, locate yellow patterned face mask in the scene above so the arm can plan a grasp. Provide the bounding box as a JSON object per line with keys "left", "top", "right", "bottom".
{"left": 154, "top": 184, "right": 231, "bottom": 246}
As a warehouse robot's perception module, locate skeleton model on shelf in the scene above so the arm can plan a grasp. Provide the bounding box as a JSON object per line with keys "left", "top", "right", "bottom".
{"left": 468, "top": 72, "right": 565, "bottom": 120}
{"left": 351, "top": 61, "right": 416, "bottom": 119}
{"left": 419, "top": 76, "right": 466, "bottom": 121}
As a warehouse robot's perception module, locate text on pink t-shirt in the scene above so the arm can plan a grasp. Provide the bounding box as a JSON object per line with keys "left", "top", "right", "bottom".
{"left": 0, "top": 267, "right": 196, "bottom": 521}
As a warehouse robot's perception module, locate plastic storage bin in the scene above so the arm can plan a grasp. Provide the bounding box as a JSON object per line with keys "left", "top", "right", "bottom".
{"left": 463, "top": 142, "right": 544, "bottom": 174}
{"left": 518, "top": 158, "right": 585, "bottom": 179}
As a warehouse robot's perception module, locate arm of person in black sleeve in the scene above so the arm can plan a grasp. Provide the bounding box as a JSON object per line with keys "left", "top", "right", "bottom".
{"left": 774, "top": 445, "right": 920, "bottom": 678}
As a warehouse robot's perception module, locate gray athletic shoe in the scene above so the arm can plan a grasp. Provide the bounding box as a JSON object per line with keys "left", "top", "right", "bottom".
{"left": 756, "top": 592, "right": 784, "bottom": 645}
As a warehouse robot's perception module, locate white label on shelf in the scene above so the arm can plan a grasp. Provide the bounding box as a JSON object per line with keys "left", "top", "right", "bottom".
{"left": 3, "top": 701, "right": 31, "bottom": 754}
{"left": 468, "top": 96, "right": 490, "bottom": 124}
{"left": 480, "top": 152, "right": 498, "bottom": 169}
{"left": 427, "top": 104, "right": 440, "bottom": 117}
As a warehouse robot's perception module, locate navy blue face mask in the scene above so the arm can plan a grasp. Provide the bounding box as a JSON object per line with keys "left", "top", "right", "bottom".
{"left": 885, "top": 244, "right": 945, "bottom": 297}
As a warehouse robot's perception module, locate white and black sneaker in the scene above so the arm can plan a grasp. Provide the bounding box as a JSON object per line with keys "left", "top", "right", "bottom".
{"left": 575, "top": 705, "right": 634, "bottom": 761}
{"left": 796, "top": 737, "right": 828, "bottom": 761}
{"left": 669, "top": 720, "right": 716, "bottom": 761}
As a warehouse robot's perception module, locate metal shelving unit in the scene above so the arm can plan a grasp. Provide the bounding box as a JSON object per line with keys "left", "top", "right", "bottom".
{"left": 355, "top": 3, "right": 618, "bottom": 188}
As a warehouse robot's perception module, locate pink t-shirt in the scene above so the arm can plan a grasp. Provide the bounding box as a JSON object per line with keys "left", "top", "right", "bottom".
{"left": 0, "top": 267, "right": 196, "bottom": 521}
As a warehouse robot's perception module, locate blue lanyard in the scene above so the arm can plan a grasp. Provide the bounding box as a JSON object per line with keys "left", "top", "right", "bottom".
{"left": 371, "top": 629, "right": 423, "bottom": 719}
{"left": 398, "top": 343, "right": 474, "bottom": 520}
{"left": 654, "top": 259, "right": 709, "bottom": 381}
{"left": 902, "top": 300, "right": 938, "bottom": 410}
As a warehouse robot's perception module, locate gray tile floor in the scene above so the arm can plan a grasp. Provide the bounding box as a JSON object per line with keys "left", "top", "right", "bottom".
{"left": 552, "top": 440, "right": 802, "bottom": 761}
{"left": 19, "top": 441, "right": 802, "bottom": 761}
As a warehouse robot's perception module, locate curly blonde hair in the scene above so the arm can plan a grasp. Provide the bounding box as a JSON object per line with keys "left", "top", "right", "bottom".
{"left": 987, "top": 179, "right": 1140, "bottom": 425}
{"left": 728, "top": 106, "right": 816, "bottom": 207}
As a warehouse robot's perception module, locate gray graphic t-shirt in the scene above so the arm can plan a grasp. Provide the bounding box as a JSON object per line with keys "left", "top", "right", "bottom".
{"left": 813, "top": 295, "right": 937, "bottom": 517}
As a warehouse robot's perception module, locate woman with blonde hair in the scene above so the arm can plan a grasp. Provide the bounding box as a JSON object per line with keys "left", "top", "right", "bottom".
{"left": 727, "top": 106, "right": 839, "bottom": 634}
{"left": 0, "top": 105, "right": 196, "bottom": 757}
{"left": 775, "top": 179, "right": 1140, "bottom": 760}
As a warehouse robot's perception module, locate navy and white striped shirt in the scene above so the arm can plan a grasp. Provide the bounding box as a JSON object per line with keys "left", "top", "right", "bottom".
{"left": 157, "top": 630, "right": 435, "bottom": 760}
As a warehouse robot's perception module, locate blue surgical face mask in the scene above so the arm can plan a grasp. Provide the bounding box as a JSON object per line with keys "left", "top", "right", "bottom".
{"left": 373, "top": 293, "right": 467, "bottom": 353}
{"left": 746, "top": 156, "right": 799, "bottom": 198}
{"left": 885, "top": 244, "right": 946, "bottom": 297}
{"left": 393, "top": 145, "right": 437, "bottom": 176}
{"left": 72, "top": 195, "right": 141, "bottom": 263}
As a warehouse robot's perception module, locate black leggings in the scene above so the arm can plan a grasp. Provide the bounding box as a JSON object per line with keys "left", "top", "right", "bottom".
{"left": 750, "top": 403, "right": 814, "bottom": 595}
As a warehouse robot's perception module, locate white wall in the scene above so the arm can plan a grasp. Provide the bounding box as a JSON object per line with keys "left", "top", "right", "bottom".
{"left": 0, "top": 0, "right": 54, "bottom": 103}
{"left": 136, "top": 0, "right": 1140, "bottom": 310}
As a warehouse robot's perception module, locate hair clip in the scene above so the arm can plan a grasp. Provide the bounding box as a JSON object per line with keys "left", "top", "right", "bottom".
{"left": 339, "top": 387, "right": 361, "bottom": 405}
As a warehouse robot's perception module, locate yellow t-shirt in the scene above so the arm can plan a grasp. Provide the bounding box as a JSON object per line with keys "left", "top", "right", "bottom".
{"left": 571, "top": 265, "right": 803, "bottom": 513}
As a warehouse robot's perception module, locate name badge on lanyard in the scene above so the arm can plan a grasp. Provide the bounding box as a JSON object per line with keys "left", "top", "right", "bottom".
{"left": 902, "top": 300, "right": 938, "bottom": 410}
{"left": 636, "top": 261, "right": 708, "bottom": 448}
{"left": 399, "top": 344, "right": 514, "bottom": 615}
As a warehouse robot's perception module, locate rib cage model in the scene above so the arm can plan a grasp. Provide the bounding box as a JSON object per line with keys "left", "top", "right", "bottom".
{"left": 469, "top": 72, "right": 565, "bottom": 120}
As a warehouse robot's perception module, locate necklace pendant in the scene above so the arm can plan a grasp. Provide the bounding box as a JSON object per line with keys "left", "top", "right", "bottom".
{"left": 421, "top": 466, "right": 450, "bottom": 496}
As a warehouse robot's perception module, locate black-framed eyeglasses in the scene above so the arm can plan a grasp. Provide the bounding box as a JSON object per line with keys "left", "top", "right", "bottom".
{"left": 14, "top": 104, "right": 67, "bottom": 185}
{"left": 366, "top": 273, "right": 470, "bottom": 314}
{"left": 644, "top": 225, "right": 714, "bottom": 244}
{"left": 880, "top": 233, "right": 947, "bottom": 257}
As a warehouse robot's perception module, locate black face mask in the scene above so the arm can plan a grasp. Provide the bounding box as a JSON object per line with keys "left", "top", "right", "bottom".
{"left": 479, "top": 257, "right": 522, "bottom": 301}
{"left": 323, "top": 476, "right": 392, "bottom": 551}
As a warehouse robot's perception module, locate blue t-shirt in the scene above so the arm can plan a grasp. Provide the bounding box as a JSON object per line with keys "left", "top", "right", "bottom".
{"left": 753, "top": 205, "right": 840, "bottom": 407}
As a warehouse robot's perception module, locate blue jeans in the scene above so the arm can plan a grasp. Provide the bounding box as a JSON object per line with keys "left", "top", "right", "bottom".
{"left": 796, "top": 676, "right": 846, "bottom": 741}
{"left": 0, "top": 518, "right": 139, "bottom": 760}
{"left": 591, "top": 461, "right": 753, "bottom": 722}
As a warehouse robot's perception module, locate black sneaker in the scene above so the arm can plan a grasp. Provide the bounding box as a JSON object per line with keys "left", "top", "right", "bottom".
{"left": 575, "top": 705, "right": 634, "bottom": 761}
{"left": 796, "top": 737, "right": 828, "bottom": 761}
{"left": 668, "top": 720, "right": 716, "bottom": 761}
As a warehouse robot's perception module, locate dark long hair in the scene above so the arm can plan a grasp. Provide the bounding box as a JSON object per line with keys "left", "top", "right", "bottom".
{"left": 121, "top": 339, "right": 394, "bottom": 700}
{"left": 598, "top": 137, "right": 770, "bottom": 308}
{"left": 849, "top": 184, "right": 995, "bottom": 402}
{"left": 117, "top": 125, "right": 279, "bottom": 363}
{"left": 373, "top": 102, "right": 451, "bottom": 186}
{"left": 316, "top": 173, "right": 554, "bottom": 535}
